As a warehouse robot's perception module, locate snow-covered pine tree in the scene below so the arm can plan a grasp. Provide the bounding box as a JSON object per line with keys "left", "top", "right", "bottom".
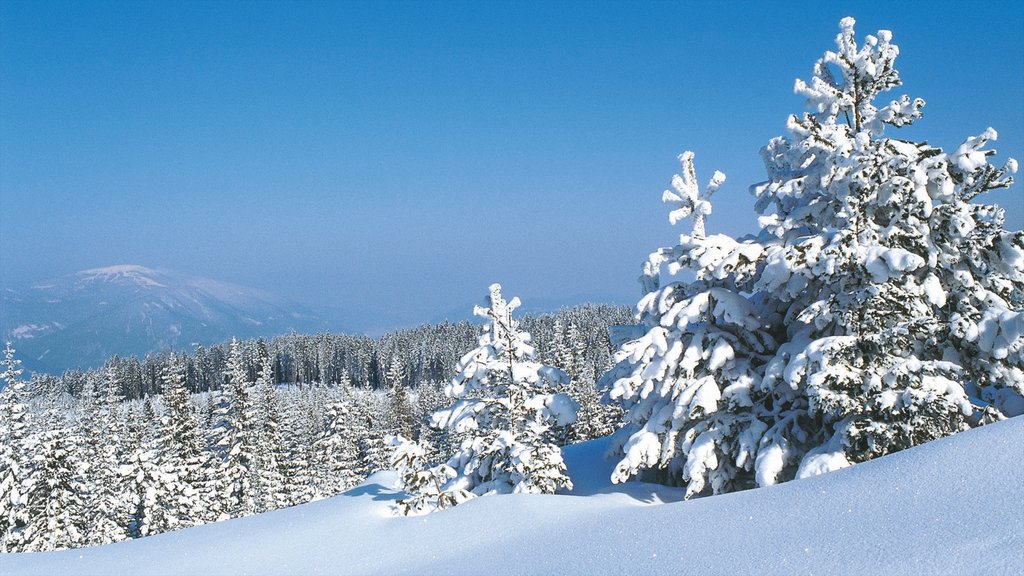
{"left": 0, "top": 344, "right": 33, "bottom": 551}
{"left": 414, "top": 379, "right": 453, "bottom": 460}
{"left": 602, "top": 17, "right": 1021, "bottom": 498}
{"left": 568, "top": 363, "right": 621, "bottom": 442}
{"left": 15, "top": 422, "right": 89, "bottom": 551}
{"left": 208, "top": 339, "right": 256, "bottom": 517}
{"left": 601, "top": 149, "right": 772, "bottom": 496}
{"left": 384, "top": 355, "right": 406, "bottom": 390}
{"left": 311, "top": 387, "right": 363, "bottom": 498}
{"left": 155, "top": 358, "right": 212, "bottom": 526}
{"left": 359, "top": 392, "right": 393, "bottom": 476}
{"left": 388, "top": 435, "right": 459, "bottom": 515}
{"left": 385, "top": 380, "right": 416, "bottom": 440}
{"left": 566, "top": 322, "right": 587, "bottom": 378}
{"left": 75, "top": 374, "right": 129, "bottom": 546}
{"left": 548, "top": 319, "right": 573, "bottom": 373}
{"left": 121, "top": 436, "right": 186, "bottom": 539}
{"left": 394, "top": 284, "right": 579, "bottom": 514}
{"left": 278, "top": 386, "right": 318, "bottom": 505}
{"left": 247, "top": 347, "right": 289, "bottom": 513}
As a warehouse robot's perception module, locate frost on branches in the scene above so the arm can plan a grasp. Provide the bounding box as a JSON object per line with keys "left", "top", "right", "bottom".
{"left": 392, "top": 284, "right": 578, "bottom": 514}
{"left": 602, "top": 17, "right": 1021, "bottom": 499}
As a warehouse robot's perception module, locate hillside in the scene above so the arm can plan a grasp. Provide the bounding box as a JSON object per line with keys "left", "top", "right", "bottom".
{"left": 5, "top": 417, "right": 1021, "bottom": 575}
{"left": 0, "top": 265, "right": 328, "bottom": 374}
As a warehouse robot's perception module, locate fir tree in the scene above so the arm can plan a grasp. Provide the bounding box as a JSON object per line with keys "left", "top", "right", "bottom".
{"left": 16, "top": 423, "right": 89, "bottom": 551}
{"left": 248, "top": 348, "right": 289, "bottom": 512}
{"left": 394, "top": 284, "right": 579, "bottom": 514}
{"left": 76, "top": 374, "right": 129, "bottom": 545}
{"left": 603, "top": 17, "right": 1021, "bottom": 498}
{"left": 155, "top": 358, "right": 212, "bottom": 526}
{"left": 359, "top": 393, "right": 392, "bottom": 476}
{"left": 278, "top": 386, "right": 318, "bottom": 505}
{"left": 385, "top": 381, "right": 416, "bottom": 440}
{"left": 311, "top": 387, "right": 363, "bottom": 497}
{"left": 0, "top": 344, "right": 32, "bottom": 550}
{"left": 209, "top": 339, "right": 255, "bottom": 517}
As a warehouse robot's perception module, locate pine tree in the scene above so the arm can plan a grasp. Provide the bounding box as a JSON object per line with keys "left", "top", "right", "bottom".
{"left": 121, "top": 438, "right": 184, "bottom": 538}
{"left": 414, "top": 379, "right": 453, "bottom": 460}
{"left": 569, "top": 363, "right": 621, "bottom": 442}
{"left": 76, "top": 374, "right": 129, "bottom": 546}
{"left": 311, "top": 387, "right": 363, "bottom": 497}
{"left": 0, "top": 344, "right": 33, "bottom": 550}
{"left": 603, "top": 17, "right": 1021, "bottom": 498}
{"left": 385, "top": 381, "right": 415, "bottom": 440}
{"left": 359, "top": 392, "right": 392, "bottom": 476}
{"left": 549, "top": 319, "right": 573, "bottom": 373}
{"left": 248, "top": 348, "right": 289, "bottom": 512}
{"left": 384, "top": 355, "right": 406, "bottom": 390}
{"left": 155, "top": 358, "right": 211, "bottom": 526}
{"left": 208, "top": 339, "right": 255, "bottom": 517}
{"left": 566, "top": 322, "right": 587, "bottom": 379}
{"left": 278, "top": 386, "right": 318, "bottom": 505}
{"left": 16, "top": 423, "right": 89, "bottom": 551}
{"left": 389, "top": 436, "right": 459, "bottom": 515}
{"left": 394, "top": 284, "right": 579, "bottom": 514}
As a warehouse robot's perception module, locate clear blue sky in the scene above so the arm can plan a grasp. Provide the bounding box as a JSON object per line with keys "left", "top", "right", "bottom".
{"left": 1, "top": 1, "right": 1021, "bottom": 330}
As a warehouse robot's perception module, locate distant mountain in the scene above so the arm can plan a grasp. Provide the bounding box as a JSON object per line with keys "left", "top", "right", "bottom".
{"left": 1, "top": 265, "right": 330, "bottom": 374}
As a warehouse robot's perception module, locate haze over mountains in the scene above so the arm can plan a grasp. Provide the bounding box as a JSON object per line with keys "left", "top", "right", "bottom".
{"left": 0, "top": 265, "right": 330, "bottom": 374}
{"left": 0, "top": 265, "right": 635, "bottom": 376}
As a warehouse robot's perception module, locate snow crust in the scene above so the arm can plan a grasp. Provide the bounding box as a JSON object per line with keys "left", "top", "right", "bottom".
{"left": 5, "top": 417, "right": 1022, "bottom": 575}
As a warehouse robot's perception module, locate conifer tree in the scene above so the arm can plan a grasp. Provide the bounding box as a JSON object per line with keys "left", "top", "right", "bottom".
{"left": 549, "top": 319, "right": 573, "bottom": 374}
{"left": 394, "top": 284, "right": 579, "bottom": 514}
{"left": 311, "top": 387, "right": 363, "bottom": 497}
{"left": 16, "top": 423, "right": 89, "bottom": 551}
{"left": 385, "top": 381, "right": 416, "bottom": 440}
{"left": 0, "top": 344, "right": 32, "bottom": 550}
{"left": 603, "top": 17, "right": 1021, "bottom": 498}
{"left": 76, "top": 374, "right": 129, "bottom": 545}
{"left": 121, "top": 437, "right": 186, "bottom": 538}
{"left": 278, "top": 388, "right": 317, "bottom": 504}
{"left": 155, "top": 358, "right": 211, "bottom": 526}
{"left": 359, "top": 393, "right": 392, "bottom": 476}
{"left": 248, "top": 348, "right": 289, "bottom": 512}
{"left": 209, "top": 339, "right": 255, "bottom": 517}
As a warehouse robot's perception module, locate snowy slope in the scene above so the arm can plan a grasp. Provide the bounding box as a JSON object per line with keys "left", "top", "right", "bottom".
{"left": 5, "top": 418, "right": 1022, "bottom": 575}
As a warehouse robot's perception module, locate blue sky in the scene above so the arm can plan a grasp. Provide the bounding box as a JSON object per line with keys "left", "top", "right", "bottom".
{"left": 1, "top": 1, "right": 1021, "bottom": 330}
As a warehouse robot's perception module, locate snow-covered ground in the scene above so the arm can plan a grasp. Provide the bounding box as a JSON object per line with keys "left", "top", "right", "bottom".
{"left": 5, "top": 418, "right": 1022, "bottom": 575}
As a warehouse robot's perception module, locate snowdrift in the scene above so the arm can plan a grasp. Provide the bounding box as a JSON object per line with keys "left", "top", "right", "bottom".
{"left": 5, "top": 418, "right": 1022, "bottom": 575}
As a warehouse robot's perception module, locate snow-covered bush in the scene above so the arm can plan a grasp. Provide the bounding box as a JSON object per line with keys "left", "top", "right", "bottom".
{"left": 602, "top": 17, "right": 1021, "bottom": 498}
{"left": 392, "top": 284, "right": 578, "bottom": 514}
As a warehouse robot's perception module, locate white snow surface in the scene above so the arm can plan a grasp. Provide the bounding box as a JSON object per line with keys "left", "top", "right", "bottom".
{"left": 5, "top": 418, "right": 1023, "bottom": 575}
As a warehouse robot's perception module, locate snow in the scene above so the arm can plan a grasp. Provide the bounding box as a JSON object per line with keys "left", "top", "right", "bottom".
{"left": 10, "top": 324, "right": 51, "bottom": 340}
{"left": 5, "top": 417, "right": 1022, "bottom": 575}
{"left": 75, "top": 265, "right": 167, "bottom": 288}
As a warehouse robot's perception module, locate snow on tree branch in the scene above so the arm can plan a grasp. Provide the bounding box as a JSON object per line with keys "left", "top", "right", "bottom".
{"left": 602, "top": 16, "right": 1022, "bottom": 500}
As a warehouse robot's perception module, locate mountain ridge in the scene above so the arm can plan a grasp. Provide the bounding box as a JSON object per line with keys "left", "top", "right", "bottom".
{"left": 1, "top": 265, "right": 330, "bottom": 374}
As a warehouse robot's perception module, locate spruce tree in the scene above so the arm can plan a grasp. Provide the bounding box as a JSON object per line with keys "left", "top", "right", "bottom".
{"left": 394, "top": 284, "right": 579, "bottom": 514}
{"left": 278, "top": 387, "right": 317, "bottom": 505}
{"left": 76, "top": 374, "right": 129, "bottom": 545}
{"left": 385, "top": 381, "right": 416, "bottom": 440}
{"left": 0, "top": 344, "right": 33, "bottom": 550}
{"left": 209, "top": 339, "right": 255, "bottom": 517}
{"left": 247, "top": 347, "right": 289, "bottom": 512}
{"left": 16, "top": 424, "right": 88, "bottom": 551}
{"left": 155, "top": 358, "right": 211, "bottom": 526}
{"left": 603, "top": 17, "right": 1021, "bottom": 497}
{"left": 311, "top": 387, "right": 363, "bottom": 497}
